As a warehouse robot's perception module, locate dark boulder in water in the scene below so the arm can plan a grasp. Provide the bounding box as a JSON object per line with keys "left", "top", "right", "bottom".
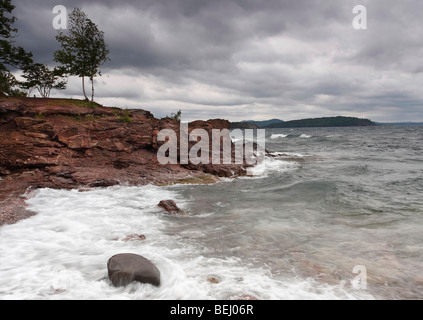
{"left": 158, "top": 200, "right": 187, "bottom": 215}
{"left": 107, "top": 253, "right": 161, "bottom": 287}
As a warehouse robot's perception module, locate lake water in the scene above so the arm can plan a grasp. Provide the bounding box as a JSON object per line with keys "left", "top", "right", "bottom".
{"left": 1, "top": 125, "right": 422, "bottom": 300}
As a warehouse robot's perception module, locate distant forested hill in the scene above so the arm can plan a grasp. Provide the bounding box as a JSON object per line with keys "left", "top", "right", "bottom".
{"left": 242, "top": 119, "right": 284, "bottom": 128}
{"left": 263, "top": 116, "right": 376, "bottom": 128}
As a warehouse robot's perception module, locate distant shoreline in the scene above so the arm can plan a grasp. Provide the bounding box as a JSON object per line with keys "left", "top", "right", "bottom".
{"left": 377, "top": 122, "right": 423, "bottom": 126}
{"left": 231, "top": 116, "right": 376, "bottom": 129}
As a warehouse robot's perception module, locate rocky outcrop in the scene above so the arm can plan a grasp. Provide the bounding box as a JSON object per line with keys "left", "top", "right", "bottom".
{"left": 0, "top": 97, "right": 249, "bottom": 226}
{"left": 229, "top": 122, "right": 260, "bottom": 129}
{"left": 107, "top": 253, "right": 161, "bottom": 287}
{"left": 158, "top": 200, "right": 187, "bottom": 215}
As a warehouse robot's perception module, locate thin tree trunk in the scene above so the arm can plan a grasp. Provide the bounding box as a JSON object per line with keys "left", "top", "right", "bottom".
{"left": 91, "top": 77, "right": 94, "bottom": 102}
{"left": 82, "top": 77, "right": 88, "bottom": 100}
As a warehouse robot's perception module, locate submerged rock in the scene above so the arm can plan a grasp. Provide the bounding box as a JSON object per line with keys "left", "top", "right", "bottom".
{"left": 158, "top": 200, "right": 187, "bottom": 215}
{"left": 207, "top": 276, "right": 220, "bottom": 284}
{"left": 107, "top": 253, "right": 161, "bottom": 287}
{"left": 122, "top": 234, "right": 147, "bottom": 242}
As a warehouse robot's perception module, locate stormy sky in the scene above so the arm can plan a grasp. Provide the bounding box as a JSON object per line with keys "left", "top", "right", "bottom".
{"left": 11, "top": 0, "right": 423, "bottom": 122}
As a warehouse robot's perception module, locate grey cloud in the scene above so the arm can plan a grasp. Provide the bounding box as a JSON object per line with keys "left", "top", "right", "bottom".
{"left": 10, "top": 0, "right": 423, "bottom": 122}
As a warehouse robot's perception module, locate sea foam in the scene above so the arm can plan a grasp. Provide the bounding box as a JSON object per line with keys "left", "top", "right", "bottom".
{"left": 0, "top": 185, "right": 370, "bottom": 300}
{"left": 270, "top": 134, "right": 288, "bottom": 139}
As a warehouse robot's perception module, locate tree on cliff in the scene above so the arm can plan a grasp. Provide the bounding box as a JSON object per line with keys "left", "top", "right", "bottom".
{"left": 0, "top": 0, "right": 33, "bottom": 96}
{"left": 54, "top": 8, "right": 109, "bottom": 102}
{"left": 20, "top": 63, "right": 67, "bottom": 98}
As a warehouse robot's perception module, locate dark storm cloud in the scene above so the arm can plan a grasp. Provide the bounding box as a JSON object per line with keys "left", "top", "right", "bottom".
{"left": 15, "top": 0, "right": 347, "bottom": 69}
{"left": 10, "top": 0, "right": 423, "bottom": 121}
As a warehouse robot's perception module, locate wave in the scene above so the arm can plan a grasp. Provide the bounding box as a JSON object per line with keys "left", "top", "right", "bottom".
{"left": 268, "top": 133, "right": 313, "bottom": 140}
{"left": 245, "top": 157, "right": 299, "bottom": 177}
{"left": 270, "top": 134, "right": 288, "bottom": 139}
{"left": 300, "top": 134, "right": 312, "bottom": 139}
{"left": 0, "top": 184, "right": 371, "bottom": 300}
{"left": 268, "top": 151, "right": 308, "bottom": 158}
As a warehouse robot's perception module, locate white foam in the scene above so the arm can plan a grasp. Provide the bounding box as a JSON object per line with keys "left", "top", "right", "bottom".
{"left": 269, "top": 151, "right": 308, "bottom": 158}
{"left": 300, "top": 134, "right": 312, "bottom": 139}
{"left": 246, "top": 157, "right": 299, "bottom": 178}
{"left": 270, "top": 134, "right": 288, "bottom": 139}
{"left": 0, "top": 185, "right": 372, "bottom": 300}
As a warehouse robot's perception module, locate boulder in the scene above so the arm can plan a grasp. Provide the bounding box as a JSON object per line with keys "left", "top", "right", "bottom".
{"left": 107, "top": 253, "right": 161, "bottom": 287}
{"left": 207, "top": 276, "right": 220, "bottom": 284}
{"left": 158, "top": 200, "right": 187, "bottom": 215}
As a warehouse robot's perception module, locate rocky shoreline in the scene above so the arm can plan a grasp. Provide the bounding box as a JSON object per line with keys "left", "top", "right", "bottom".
{"left": 0, "top": 97, "right": 248, "bottom": 227}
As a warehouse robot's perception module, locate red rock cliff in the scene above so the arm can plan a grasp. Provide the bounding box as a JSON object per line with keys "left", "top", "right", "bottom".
{"left": 0, "top": 97, "right": 247, "bottom": 225}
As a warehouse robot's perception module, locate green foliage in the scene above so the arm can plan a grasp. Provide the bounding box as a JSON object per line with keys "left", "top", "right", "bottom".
{"left": 20, "top": 63, "right": 67, "bottom": 98}
{"left": 8, "top": 87, "right": 26, "bottom": 97}
{"left": 34, "top": 112, "right": 45, "bottom": 119}
{"left": 116, "top": 109, "right": 132, "bottom": 123}
{"left": 0, "top": 69, "right": 16, "bottom": 95}
{"left": 78, "top": 100, "right": 98, "bottom": 109}
{"left": 0, "top": 0, "right": 33, "bottom": 95}
{"left": 0, "top": 0, "right": 16, "bottom": 38}
{"left": 45, "top": 98, "right": 100, "bottom": 109}
{"left": 54, "top": 8, "right": 110, "bottom": 102}
{"left": 166, "top": 110, "right": 182, "bottom": 121}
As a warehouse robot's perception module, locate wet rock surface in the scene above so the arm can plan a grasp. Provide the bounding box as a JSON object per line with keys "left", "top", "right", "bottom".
{"left": 0, "top": 97, "right": 249, "bottom": 226}
{"left": 107, "top": 253, "right": 161, "bottom": 287}
{"left": 158, "top": 200, "right": 188, "bottom": 215}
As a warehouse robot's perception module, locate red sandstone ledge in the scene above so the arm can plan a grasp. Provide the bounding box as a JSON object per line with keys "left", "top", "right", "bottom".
{"left": 0, "top": 97, "right": 248, "bottom": 227}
